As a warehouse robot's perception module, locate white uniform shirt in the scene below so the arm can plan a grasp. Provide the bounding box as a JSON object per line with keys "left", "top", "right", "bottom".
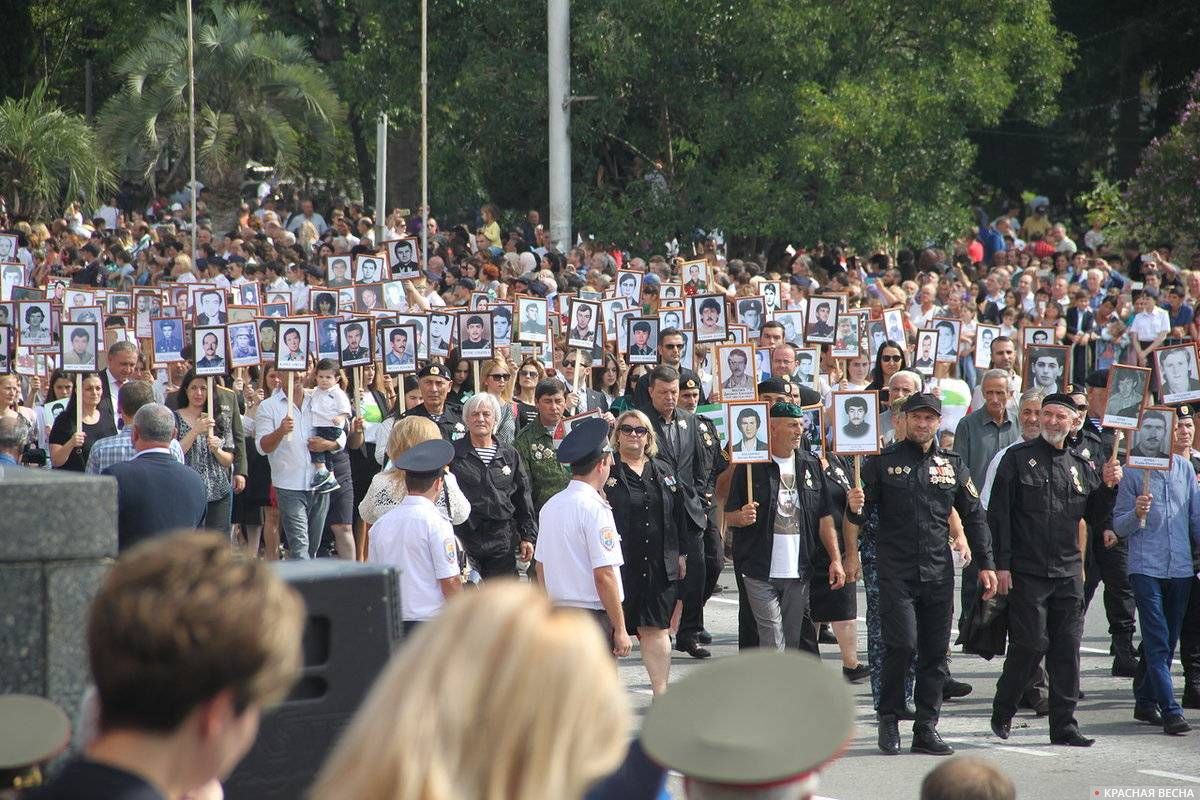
{"left": 536, "top": 480, "right": 624, "bottom": 609}
{"left": 368, "top": 495, "right": 460, "bottom": 621}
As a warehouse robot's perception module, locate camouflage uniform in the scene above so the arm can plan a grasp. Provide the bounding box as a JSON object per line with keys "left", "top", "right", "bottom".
{"left": 513, "top": 421, "right": 571, "bottom": 513}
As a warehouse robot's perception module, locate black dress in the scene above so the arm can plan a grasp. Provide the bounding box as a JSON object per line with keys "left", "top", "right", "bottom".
{"left": 808, "top": 454, "right": 859, "bottom": 622}
{"left": 49, "top": 411, "right": 117, "bottom": 472}
{"left": 609, "top": 457, "right": 684, "bottom": 633}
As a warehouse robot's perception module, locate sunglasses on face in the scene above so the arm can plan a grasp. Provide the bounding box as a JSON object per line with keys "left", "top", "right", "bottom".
{"left": 662, "top": 343, "right": 684, "bottom": 350}
{"left": 562, "top": 361, "right": 577, "bottom": 369}
{"left": 881, "top": 354, "right": 902, "bottom": 362}
{"left": 618, "top": 424, "right": 649, "bottom": 436}
{"left": 489, "top": 373, "right": 510, "bottom": 381}
{"left": 518, "top": 370, "right": 539, "bottom": 378}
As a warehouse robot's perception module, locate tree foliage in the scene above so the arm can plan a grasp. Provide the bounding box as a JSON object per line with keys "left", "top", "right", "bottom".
{"left": 96, "top": 0, "right": 345, "bottom": 196}
{"left": 0, "top": 83, "right": 114, "bottom": 216}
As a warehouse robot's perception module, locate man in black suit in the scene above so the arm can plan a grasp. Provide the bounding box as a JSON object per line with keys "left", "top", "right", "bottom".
{"left": 103, "top": 403, "right": 207, "bottom": 551}
{"left": 637, "top": 364, "right": 712, "bottom": 659}
{"left": 97, "top": 340, "right": 141, "bottom": 430}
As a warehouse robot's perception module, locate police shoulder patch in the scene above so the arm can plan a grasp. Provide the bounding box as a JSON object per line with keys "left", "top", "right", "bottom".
{"left": 965, "top": 477, "right": 979, "bottom": 498}
{"left": 443, "top": 537, "right": 458, "bottom": 563}
{"left": 600, "top": 527, "right": 617, "bottom": 551}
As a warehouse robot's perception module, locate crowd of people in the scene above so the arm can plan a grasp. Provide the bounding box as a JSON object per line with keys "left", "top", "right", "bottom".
{"left": 2, "top": 189, "right": 1200, "bottom": 796}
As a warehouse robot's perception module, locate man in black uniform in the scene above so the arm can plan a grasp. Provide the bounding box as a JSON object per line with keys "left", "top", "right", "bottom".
{"left": 679, "top": 374, "right": 727, "bottom": 646}
{"left": 1077, "top": 372, "right": 1138, "bottom": 677}
{"left": 988, "top": 393, "right": 1119, "bottom": 747}
{"left": 847, "top": 393, "right": 997, "bottom": 756}
{"left": 403, "top": 363, "right": 465, "bottom": 441}
{"left": 637, "top": 365, "right": 711, "bottom": 658}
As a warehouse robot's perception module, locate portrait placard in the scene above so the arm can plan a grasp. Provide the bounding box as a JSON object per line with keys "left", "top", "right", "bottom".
{"left": 678, "top": 329, "right": 696, "bottom": 372}
{"left": 727, "top": 401, "right": 771, "bottom": 464}
{"left": 227, "top": 305, "right": 256, "bottom": 324}
{"left": 325, "top": 254, "right": 353, "bottom": 287}
{"left": 1022, "top": 326, "right": 1057, "bottom": 348}
{"left": 601, "top": 297, "right": 630, "bottom": 343}
{"left": 0, "top": 326, "right": 9, "bottom": 374}
{"left": 0, "top": 233, "right": 18, "bottom": 262}
{"left": 657, "top": 304, "right": 685, "bottom": 334}
{"left": 354, "top": 253, "right": 388, "bottom": 284}
{"left": 1024, "top": 344, "right": 1070, "bottom": 395}
{"left": 428, "top": 312, "right": 454, "bottom": 357}
{"left": 16, "top": 301, "right": 52, "bottom": 348}
{"left": 912, "top": 329, "right": 939, "bottom": 376}
{"left": 975, "top": 324, "right": 1001, "bottom": 369}
{"left": 458, "top": 311, "right": 495, "bottom": 360}
{"left": 383, "top": 237, "right": 421, "bottom": 280}
{"left": 1154, "top": 343, "right": 1200, "bottom": 405}
{"left": 799, "top": 404, "right": 824, "bottom": 457}
{"left": 762, "top": 281, "right": 782, "bottom": 315}
{"left": 151, "top": 317, "right": 185, "bottom": 365}
{"left": 734, "top": 296, "right": 766, "bottom": 339}
{"left": 804, "top": 296, "right": 838, "bottom": 345}
{"left": 615, "top": 271, "right": 643, "bottom": 306}
{"left": 882, "top": 308, "right": 905, "bottom": 347}
{"left": 794, "top": 347, "right": 819, "bottom": 389}
{"left": 715, "top": 344, "right": 756, "bottom": 402}
{"left": 309, "top": 288, "right": 340, "bottom": 317}
{"left": 355, "top": 283, "right": 384, "bottom": 314}
{"left": 237, "top": 282, "right": 261, "bottom": 307}
{"left": 470, "top": 292, "right": 490, "bottom": 311}
{"left": 380, "top": 323, "right": 419, "bottom": 374}
{"left": 831, "top": 312, "right": 861, "bottom": 359}
{"left": 275, "top": 319, "right": 310, "bottom": 371}
{"left": 680, "top": 259, "right": 710, "bottom": 292}
{"left": 692, "top": 295, "right": 728, "bottom": 343}
{"left": 227, "top": 321, "right": 261, "bottom": 368}
{"left": 193, "top": 326, "right": 228, "bottom": 376}
{"left": 107, "top": 292, "right": 133, "bottom": 316}
{"left": 491, "top": 303, "right": 514, "bottom": 348}
{"left": 660, "top": 282, "right": 683, "bottom": 302}
{"left": 831, "top": 390, "right": 881, "bottom": 455}
{"left": 931, "top": 318, "right": 960, "bottom": 364}
{"left": 566, "top": 299, "right": 600, "bottom": 351}
{"left": 189, "top": 287, "right": 227, "bottom": 326}
{"left": 60, "top": 322, "right": 98, "bottom": 373}
{"left": 313, "top": 316, "right": 341, "bottom": 361}
{"left": 864, "top": 319, "right": 888, "bottom": 362}
{"left": 627, "top": 318, "right": 660, "bottom": 364}
{"left": 262, "top": 302, "right": 290, "bottom": 318}
{"left": 1126, "top": 407, "right": 1174, "bottom": 470}
{"left": 257, "top": 318, "right": 279, "bottom": 363}
{"left": 728, "top": 324, "right": 747, "bottom": 345}
{"left": 614, "top": 308, "right": 638, "bottom": 354}
{"left": 67, "top": 305, "right": 102, "bottom": 324}
{"left": 382, "top": 280, "right": 407, "bottom": 311}
{"left": 516, "top": 296, "right": 549, "bottom": 344}
{"left": 774, "top": 310, "right": 805, "bottom": 347}
{"left": 1102, "top": 364, "right": 1151, "bottom": 430}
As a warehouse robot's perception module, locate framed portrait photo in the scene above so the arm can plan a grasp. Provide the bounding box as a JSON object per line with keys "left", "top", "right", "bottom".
{"left": 1102, "top": 364, "right": 1151, "bottom": 430}
{"left": 566, "top": 299, "right": 600, "bottom": 351}
{"left": 692, "top": 295, "right": 728, "bottom": 343}
{"left": 614, "top": 271, "right": 643, "bottom": 306}
{"left": 0, "top": 233, "right": 19, "bottom": 262}
{"left": 912, "top": 329, "right": 939, "bottom": 376}
{"left": 715, "top": 343, "right": 756, "bottom": 402}
{"left": 60, "top": 322, "right": 98, "bottom": 373}
{"left": 657, "top": 304, "right": 686, "bottom": 334}
{"left": 515, "top": 296, "right": 548, "bottom": 344}
{"left": 355, "top": 253, "right": 388, "bottom": 284}
{"left": 380, "top": 323, "right": 419, "bottom": 374}
{"left": 189, "top": 287, "right": 227, "bottom": 326}
{"left": 193, "top": 326, "right": 228, "bottom": 376}
{"left": 735, "top": 296, "right": 766, "bottom": 339}
{"left": 355, "top": 283, "right": 384, "bottom": 314}
{"left": 864, "top": 319, "right": 888, "bottom": 362}
{"left": 1022, "top": 325, "right": 1057, "bottom": 348}
{"left": 262, "top": 302, "right": 290, "bottom": 318}
{"left": 237, "top": 282, "right": 261, "bottom": 307}
{"left": 727, "top": 401, "right": 771, "bottom": 464}
{"left": 458, "top": 311, "right": 495, "bottom": 360}
{"left": 680, "top": 259, "right": 710, "bottom": 292}
{"left": 257, "top": 318, "right": 279, "bottom": 363}
{"left": 16, "top": 301, "right": 52, "bottom": 348}
{"left": 799, "top": 404, "right": 824, "bottom": 458}
{"left": 67, "top": 305, "right": 102, "bottom": 325}
{"left": 227, "top": 321, "right": 261, "bottom": 369}
{"left": 394, "top": 314, "right": 428, "bottom": 360}
{"left": 1155, "top": 343, "right": 1200, "bottom": 405}
{"left": 882, "top": 308, "right": 905, "bottom": 347}
{"left": 309, "top": 288, "right": 340, "bottom": 318}
{"left": 314, "top": 316, "right": 341, "bottom": 361}
{"left": 325, "top": 254, "right": 353, "bottom": 287}
{"left": 660, "top": 282, "right": 684, "bottom": 303}
{"left": 626, "top": 318, "right": 659, "bottom": 364}
{"left": 931, "top": 318, "right": 960, "bottom": 364}
{"left": 0, "top": 326, "right": 9, "bottom": 374}
{"left": 613, "top": 308, "right": 637, "bottom": 354}
{"left": 470, "top": 292, "right": 490, "bottom": 311}
{"left": 428, "top": 312, "right": 454, "bottom": 357}
{"left": 975, "top": 324, "right": 1001, "bottom": 369}
{"left": 491, "top": 303, "right": 514, "bottom": 348}
{"left": 762, "top": 281, "right": 783, "bottom": 315}
{"left": 804, "top": 297, "right": 838, "bottom": 345}
{"left": 774, "top": 310, "right": 805, "bottom": 347}
{"left": 381, "top": 280, "right": 407, "bottom": 311}
{"left": 601, "top": 297, "right": 630, "bottom": 343}
{"left": 831, "top": 390, "right": 881, "bottom": 455}
{"left": 831, "top": 312, "right": 861, "bottom": 359}
{"left": 275, "top": 319, "right": 310, "bottom": 371}
{"left": 1024, "top": 344, "right": 1070, "bottom": 396}
{"left": 1126, "top": 406, "right": 1174, "bottom": 470}
{"left": 383, "top": 237, "right": 421, "bottom": 280}
{"left": 794, "top": 347, "right": 819, "bottom": 390}
{"left": 227, "top": 305, "right": 257, "bottom": 324}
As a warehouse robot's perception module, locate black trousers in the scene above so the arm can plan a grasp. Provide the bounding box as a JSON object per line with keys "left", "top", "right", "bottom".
{"left": 1083, "top": 536, "right": 1136, "bottom": 636}
{"left": 1181, "top": 575, "right": 1200, "bottom": 684}
{"left": 878, "top": 574, "right": 953, "bottom": 725}
{"left": 993, "top": 572, "right": 1085, "bottom": 738}
{"left": 677, "top": 530, "right": 707, "bottom": 643}
{"left": 472, "top": 551, "right": 518, "bottom": 580}
{"left": 736, "top": 570, "right": 759, "bottom": 649}
{"left": 700, "top": 509, "right": 724, "bottom": 605}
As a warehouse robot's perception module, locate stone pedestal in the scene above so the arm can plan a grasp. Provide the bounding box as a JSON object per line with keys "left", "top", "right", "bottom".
{"left": 0, "top": 470, "right": 117, "bottom": 724}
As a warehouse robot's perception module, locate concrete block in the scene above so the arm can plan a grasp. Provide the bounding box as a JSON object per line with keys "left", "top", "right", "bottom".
{"left": 0, "top": 564, "right": 44, "bottom": 695}
{"left": 0, "top": 471, "right": 118, "bottom": 562}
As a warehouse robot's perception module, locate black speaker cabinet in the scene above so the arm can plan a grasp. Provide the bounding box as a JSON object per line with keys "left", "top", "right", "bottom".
{"left": 223, "top": 560, "right": 402, "bottom": 800}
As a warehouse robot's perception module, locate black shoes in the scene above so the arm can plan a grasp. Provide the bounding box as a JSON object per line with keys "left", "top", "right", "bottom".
{"left": 990, "top": 715, "right": 1011, "bottom": 740}
{"left": 1163, "top": 714, "right": 1192, "bottom": 735}
{"left": 1050, "top": 729, "right": 1096, "bottom": 747}
{"left": 696, "top": 628, "right": 713, "bottom": 645}
{"left": 1134, "top": 704, "right": 1164, "bottom": 726}
{"left": 1182, "top": 684, "right": 1200, "bottom": 710}
{"left": 911, "top": 725, "right": 954, "bottom": 756}
{"left": 842, "top": 663, "right": 870, "bottom": 683}
{"left": 942, "top": 677, "right": 973, "bottom": 699}
{"left": 1111, "top": 635, "right": 1138, "bottom": 678}
{"left": 818, "top": 624, "right": 838, "bottom": 645}
{"left": 675, "top": 640, "right": 711, "bottom": 659}
{"left": 877, "top": 715, "right": 900, "bottom": 755}
{"left": 898, "top": 702, "right": 918, "bottom": 721}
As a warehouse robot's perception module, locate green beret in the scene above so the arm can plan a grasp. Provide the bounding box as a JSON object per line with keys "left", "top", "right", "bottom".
{"left": 769, "top": 401, "right": 806, "bottom": 419}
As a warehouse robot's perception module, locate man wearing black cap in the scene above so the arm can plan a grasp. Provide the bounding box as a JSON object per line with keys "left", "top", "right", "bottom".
{"left": 987, "top": 393, "right": 1119, "bottom": 747}
{"left": 367, "top": 439, "right": 463, "bottom": 629}
{"left": 1076, "top": 372, "right": 1138, "bottom": 677}
{"left": 403, "top": 363, "right": 466, "bottom": 442}
{"left": 535, "top": 418, "right": 631, "bottom": 657}
{"left": 846, "top": 392, "right": 997, "bottom": 756}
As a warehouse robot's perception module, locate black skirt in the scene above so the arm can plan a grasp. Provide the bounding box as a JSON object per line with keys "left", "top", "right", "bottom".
{"left": 618, "top": 465, "right": 677, "bottom": 633}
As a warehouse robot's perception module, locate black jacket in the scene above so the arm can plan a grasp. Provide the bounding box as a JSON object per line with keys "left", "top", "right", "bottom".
{"left": 724, "top": 450, "right": 830, "bottom": 581}
{"left": 987, "top": 436, "right": 1112, "bottom": 578}
{"left": 632, "top": 368, "right": 708, "bottom": 409}
{"left": 606, "top": 455, "right": 688, "bottom": 580}
{"left": 848, "top": 438, "right": 994, "bottom": 581}
{"left": 404, "top": 402, "right": 465, "bottom": 442}
{"left": 449, "top": 436, "right": 536, "bottom": 558}
{"left": 638, "top": 403, "right": 708, "bottom": 533}
{"left": 103, "top": 452, "right": 207, "bottom": 552}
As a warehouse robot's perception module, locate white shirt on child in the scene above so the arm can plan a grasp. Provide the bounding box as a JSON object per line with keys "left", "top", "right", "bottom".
{"left": 310, "top": 385, "right": 352, "bottom": 428}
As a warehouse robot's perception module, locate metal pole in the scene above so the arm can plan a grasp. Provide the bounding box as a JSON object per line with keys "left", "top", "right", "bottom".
{"left": 420, "top": 0, "right": 429, "bottom": 267}
{"left": 375, "top": 113, "right": 387, "bottom": 245}
{"left": 547, "top": 0, "right": 571, "bottom": 252}
{"left": 186, "top": 0, "right": 197, "bottom": 265}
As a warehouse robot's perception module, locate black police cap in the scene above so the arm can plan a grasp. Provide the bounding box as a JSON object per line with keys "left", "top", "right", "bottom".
{"left": 758, "top": 377, "right": 789, "bottom": 395}
{"left": 901, "top": 393, "right": 941, "bottom": 415}
{"left": 417, "top": 363, "right": 450, "bottom": 380}
{"left": 1176, "top": 404, "right": 1195, "bottom": 420}
{"left": 393, "top": 438, "right": 455, "bottom": 475}
{"left": 556, "top": 417, "right": 612, "bottom": 466}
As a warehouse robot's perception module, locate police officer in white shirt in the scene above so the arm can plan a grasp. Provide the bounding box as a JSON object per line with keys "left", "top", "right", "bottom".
{"left": 535, "top": 417, "right": 632, "bottom": 657}
{"left": 367, "top": 439, "right": 463, "bottom": 632}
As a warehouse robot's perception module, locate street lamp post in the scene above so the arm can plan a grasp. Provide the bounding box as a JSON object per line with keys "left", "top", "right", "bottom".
{"left": 547, "top": 0, "right": 571, "bottom": 252}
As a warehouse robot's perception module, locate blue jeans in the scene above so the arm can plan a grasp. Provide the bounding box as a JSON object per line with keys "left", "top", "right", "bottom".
{"left": 276, "top": 488, "right": 330, "bottom": 559}
{"left": 1130, "top": 573, "right": 1192, "bottom": 717}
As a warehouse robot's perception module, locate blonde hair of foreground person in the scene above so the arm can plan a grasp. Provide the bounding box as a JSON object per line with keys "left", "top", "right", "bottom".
{"left": 309, "top": 582, "right": 632, "bottom": 800}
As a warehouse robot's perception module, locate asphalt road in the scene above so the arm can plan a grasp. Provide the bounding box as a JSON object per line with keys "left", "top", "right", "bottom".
{"left": 620, "top": 567, "right": 1200, "bottom": 800}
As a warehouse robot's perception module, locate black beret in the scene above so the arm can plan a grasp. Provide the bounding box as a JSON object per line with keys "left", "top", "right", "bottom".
{"left": 1041, "top": 392, "right": 1076, "bottom": 411}
{"left": 417, "top": 363, "right": 450, "bottom": 380}
{"left": 758, "top": 377, "right": 789, "bottom": 395}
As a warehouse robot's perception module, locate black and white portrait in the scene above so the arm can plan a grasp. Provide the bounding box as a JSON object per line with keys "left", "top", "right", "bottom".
{"left": 692, "top": 295, "right": 727, "bottom": 343}
{"left": 832, "top": 391, "right": 880, "bottom": 455}
{"left": 727, "top": 402, "right": 770, "bottom": 463}
{"left": 326, "top": 255, "right": 353, "bottom": 287}
{"left": 567, "top": 300, "right": 600, "bottom": 350}
{"left": 0, "top": 263, "right": 23, "bottom": 302}
{"left": 865, "top": 319, "right": 888, "bottom": 362}
{"left": 385, "top": 237, "right": 421, "bottom": 280}
{"left": 775, "top": 311, "right": 805, "bottom": 347}
{"left": 338, "top": 320, "right": 371, "bottom": 367}
{"left": 1102, "top": 364, "right": 1151, "bottom": 429}
{"left": 657, "top": 306, "right": 685, "bottom": 334}
{"left": 275, "top": 321, "right": 309, "bottom": 371}
{"left": 68, "top": 306, "right": 101, "bottom": 324}
{"left": 491, "top": 304, "right": 513, "bottom": 348}
{"left": 194, "top": 326, "right": 228, "bottom": 376}
{"left": 1127, "top": 407, "right": 1173, "bottom": 470}
{"left": 1024, "top": 345, "right": 1069, "bottom": 395}
{"left": 913, "top": 330, "right": 939, "bottom": 376}
{"left": 315, "top": 316, "right": 340, "bottom": 360}
{"left": 716, "top": 344, "right": 756, "bottom": 402}
{"left": 395, "top": 314, "right": 428, "bottom": 360}
{"left": 60, "top": 323, "right": 98, "bottom": 373}
{"left": 831, "top": 313, "right": 861, "bottom": 359}
{"left": 0, "top": 327, "right": 9, "bottom": 374}
{"left": 661, "top": 282, "right": 683, "bottom": 302}
{"left": 0, "top": 233, "right": 18, "bottom": 262}
{"left": 382, "top": 281, "right": 407, "bottom": 311}
{"left": 516, "top": 297, "right": 547, "bottom": 344}
{"left": 932, "top": 318, "right": 960, "bottom": 364}
{"left": 355, "top": 254, "right": 387, "bottom": 284}
{"left": 1022, "top": 326, "right": 1056, "bottom": 348}
{"left": 239, "top": 282, "right": 261, "bottom": 307}
{"left": 310, "top": 290, "right": 339, "bottom": 318}
{"left": 762, "top": 281, "right": 782, "bottom": 314}
{"left": 794, "top": 347, "right": 819, "bottom": 389}
{"left": 257, "top": 319, "right": 279, "bottom": 360}
{"left": 615, "top": 271, "right": 642, "bottom": 306}
{"left": 355, "top": 283, "right": 383, "bottom": 314}
{"left": 228, "top": 322, "right": 261, "bottom": 368}
{"left": 429, "top": 313, "right": 453, "bottom": 357}
{"left": 975, "top": 324, "right": 1000, "bottom": 369}
{"left": 134, "top": 289, "right": 162, "bottom": 339}
{"left": 883, "top": 308, "right": 905, "bottom": 347}
{"left": 191, "top": 287, "right": 227, "bottom": 325}
{"left": 1155, "top": 344, "right": 1200, "bottom": 405}
{"left": 804, "top": 297, "right": 837, "bottom": 345}
{"left": 0, "top": 302, "right": 10, "bottom": 332}
{"left": 17, "top": 301, "right": 52, "bottom": 348}
{"left": 735, "top": 297, "right": 765, "bottom": 339}
{"left": 381, "top": 324, "right": 418, "bottom": 374}
{"left": 458, "top": 311, "right": 494, "bottom": 360}
{"left": 614, "top": 309, "right": 638, "bottom": 354}
{"left": 601, "top": 297, "right": 630, "bottom": 343}
{"left": 627, "top": 318, "right": 660, "bottom": 364}
{"left": 262, "top": 302, "right": 289, "bottom": 318}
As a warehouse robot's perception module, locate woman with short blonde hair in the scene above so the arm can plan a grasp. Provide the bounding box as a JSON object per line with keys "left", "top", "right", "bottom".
{"left": 310, "top": 582, "right": 630, "bottom": 800}
{"left": 358, "top": 416, "right": 469, "bottom": 526}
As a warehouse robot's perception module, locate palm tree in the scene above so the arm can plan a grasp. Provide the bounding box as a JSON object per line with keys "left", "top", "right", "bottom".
{"left": 98, "top": 0, "right": 345, "bottom": 198}
{"left": 0, "top": 83, "right": 115, "bottom": 217}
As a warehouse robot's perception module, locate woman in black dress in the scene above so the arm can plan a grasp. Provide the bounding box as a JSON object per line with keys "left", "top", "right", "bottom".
{"left": 808, "top": 451, "right": 869, "bottom": 682}
{"left": 49, "top": 373, "right": 117, "bottom": 471}
{"left": 606, "top": 409, "right": 686, "bottom": 696}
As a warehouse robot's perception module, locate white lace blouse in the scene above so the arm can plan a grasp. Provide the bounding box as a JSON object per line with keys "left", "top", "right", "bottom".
{"left": 358, "top": 469, "right": 471, "bottom": 526}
